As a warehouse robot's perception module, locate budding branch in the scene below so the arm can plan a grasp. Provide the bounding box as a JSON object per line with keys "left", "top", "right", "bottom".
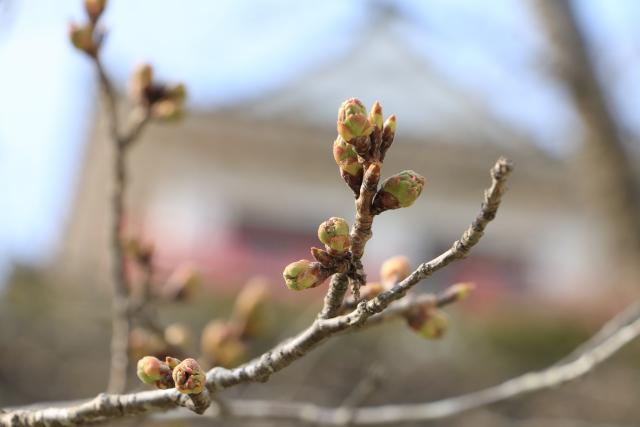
{"left": 1, "top": 158, "right": 514, "bottom": 426}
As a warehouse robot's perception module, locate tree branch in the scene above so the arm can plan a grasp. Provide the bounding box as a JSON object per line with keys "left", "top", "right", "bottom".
{"left": 210, "top": 303, "right": 640, "bottom": 425}
{"left": 93, "top": 54, "right": 151, "bottom": 394}
{"left": 0, "top": 158, "right": 512, "bottom": 427}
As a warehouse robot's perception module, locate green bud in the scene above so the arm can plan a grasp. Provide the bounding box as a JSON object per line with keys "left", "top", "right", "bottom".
{"left": 337, "top": 98, "right": 374, "bottom": 142}
{"left": 369, "top": 101, "right": 383, "bottom": 130}
{"left": 372, "top": 170, "right": 425, "bottom": 213}
{"left": 137, "top": 356, "right": 173, "bottom": 389}
{"left": 333, "top": 137, "right": 363, "bottom": 195}
{"left": 383, "top": 114, "right": 396, "bottom": 135}
{"left": 407, "top": 307, "right": 448, "bottom": 340}
{"left": 317, "top": 217, "right": 351, "bottom": 254}
{"left": 380, "top": 255, "right": 411, "bottom": 285}
{"left": 282, "top": 260, "right": 326, "bottom": 291}
{"left": 380, "top": 114, "right": 397, "bottom": 160}
{"left": 333, "top": 137, "right": 362, "bottom": 177}
{"left": 172, "top": 358, "right": 206, "bottom": 395}
{"left": 136, "top": 356, "right": 162, "bottom": 384}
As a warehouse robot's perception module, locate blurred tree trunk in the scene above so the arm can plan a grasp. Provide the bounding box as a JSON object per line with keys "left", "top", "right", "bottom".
{"left": 534, "top": 0, "right": 640, "bottom": 282}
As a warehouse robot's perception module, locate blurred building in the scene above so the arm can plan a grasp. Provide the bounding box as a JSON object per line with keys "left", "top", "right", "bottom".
{"left": 56, "top": 11, "right": 604, "bottom": 299}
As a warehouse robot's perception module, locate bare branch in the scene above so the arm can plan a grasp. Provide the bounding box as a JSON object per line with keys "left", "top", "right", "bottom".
{"left": 92, "top": 53, "right": 152, "bottom": 394}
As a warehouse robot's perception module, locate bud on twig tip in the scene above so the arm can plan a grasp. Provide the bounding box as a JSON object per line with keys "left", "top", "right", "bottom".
{"left": 369, "top": 101, "right": 383, "bottom": 130}
{"left": 337, "top": 98, "right": 374, "bottom": 142}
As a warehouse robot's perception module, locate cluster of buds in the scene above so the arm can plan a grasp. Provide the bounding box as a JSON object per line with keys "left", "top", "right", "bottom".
{"left": 137, "top": 356, "right": 206, "bottom": 395}
{"left": 282, "top": 217, "right": 351, "bottom": 291}
{"left": 333, "top": 98, "right": 424, "bottom": 206}
{"left": 68, "top": 0, "right": 107, "bottom": 56}
{"left": 333, "top": 99, "right": 402, "bottom": 196}
{"left": 283, "top": 99, "right": 426, "bottom": 292}
{"left": 129, "top": 64, "right": 187, "bottom": 121}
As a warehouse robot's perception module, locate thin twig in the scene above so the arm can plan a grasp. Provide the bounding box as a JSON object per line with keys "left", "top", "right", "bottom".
{"left": 93, "top": 54, "right": 152, "bottom": 394}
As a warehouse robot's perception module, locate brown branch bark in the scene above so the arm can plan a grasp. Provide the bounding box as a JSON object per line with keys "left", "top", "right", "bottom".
{"left": 0, "top": 158, "right": 512, "bottom": 427}
{"left": 320, "top": 162, "right": 383, "bottom": 319}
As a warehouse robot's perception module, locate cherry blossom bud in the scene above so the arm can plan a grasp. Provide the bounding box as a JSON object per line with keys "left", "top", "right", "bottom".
{"left": 337, "top": 98, "right": 374, "bottom": 142}
{"left": 136, "top": 356, "right": 173, "bottom": 389}
{"left": 172, "top": 358, "right": 206, "bottom": 394}
{"left": 372, "top": 170, "right": 425, "bottom": 213}
{"left": 369, "top": 101, "right": 383, "bottom": 130}
{"left": 317, "top": 217, "right": 351, "bottom": 254}
{"left": 282, "top": 260, "right": 328, "bottom": 291}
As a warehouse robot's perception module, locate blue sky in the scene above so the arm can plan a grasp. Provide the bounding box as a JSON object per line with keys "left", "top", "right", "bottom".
{"left": 0, "top": 0, "right": 638, "bottom": 283}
